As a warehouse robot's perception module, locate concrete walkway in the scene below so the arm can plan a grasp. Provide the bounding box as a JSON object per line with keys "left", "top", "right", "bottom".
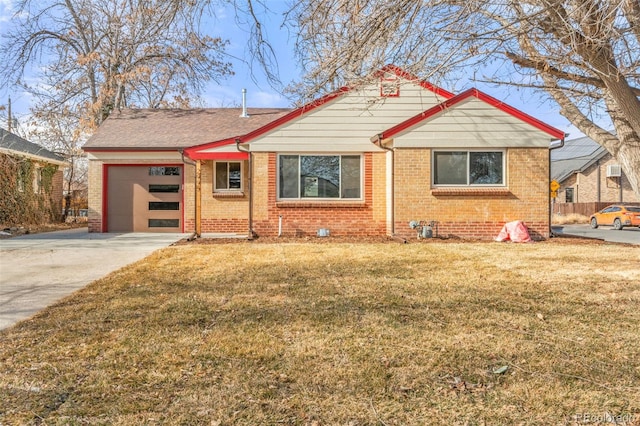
{"left": 0, "top": 228, "right": 188, "bottom": 330}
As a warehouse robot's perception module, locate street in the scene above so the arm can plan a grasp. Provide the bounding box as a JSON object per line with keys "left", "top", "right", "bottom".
{"left": 553, "top": 224, "right": 640, "bottom": 245}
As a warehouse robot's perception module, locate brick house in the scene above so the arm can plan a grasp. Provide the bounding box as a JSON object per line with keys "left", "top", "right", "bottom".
{"left": 84, "top": 66, "right": 564, "bottom": 239}
{"left": 551, "top": 136, "right": 639, "bottom": 206}
{"left": 0, "top": 128, "right": 67, "bottom": 226}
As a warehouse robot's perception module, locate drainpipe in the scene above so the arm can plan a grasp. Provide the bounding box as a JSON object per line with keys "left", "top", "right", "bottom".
{"left": 549, "top": 137, "right": 566, "bottom": 237}
{"left": 596, "top": 159, "right": 601, "bottom": 203}
{"left": 236, "top": 138, "right": 253, "bottom": 239}
{"left": 370, "top": 133, "right": 395, "bottom": 236}
{"left": 180, "top": 149, "right": 200, "bottom": 240}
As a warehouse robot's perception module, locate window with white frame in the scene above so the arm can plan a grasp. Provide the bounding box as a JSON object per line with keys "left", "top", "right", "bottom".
{"left": 433, "top": 150, "right": 505, "bottom": 186}
{"left": 214, "top": 161, "right": 242, "bottom": 191}
{"left": 278, "top": 154, "right": 361, "bottom": 199}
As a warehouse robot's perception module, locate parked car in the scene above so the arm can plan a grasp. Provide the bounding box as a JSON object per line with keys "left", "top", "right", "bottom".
{"left": 590, "top": 205, "right": 640, "bottom": 230}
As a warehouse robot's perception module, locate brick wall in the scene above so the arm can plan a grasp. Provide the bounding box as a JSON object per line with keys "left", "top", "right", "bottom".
{"left": 187, "top": 160, "right": 249, "bottom": 234}
{"left": 393, "top": 148, "right": 550, "bottom": 240}
{"left": 87, "top": 160, "right": 103, "bottom": 232}
{"left": 251, "top": 152, "right": 387, "bottom": 237}
{"left": 556, "top": 153, "right": 640, "bottom": 204}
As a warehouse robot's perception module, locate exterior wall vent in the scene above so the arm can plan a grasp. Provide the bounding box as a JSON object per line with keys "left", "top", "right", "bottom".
{"left": 606, "top": 164, "right": 622, "bottom": 177}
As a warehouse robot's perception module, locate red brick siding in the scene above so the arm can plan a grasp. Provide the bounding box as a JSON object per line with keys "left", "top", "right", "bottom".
{"left": 252, "top": 152, "right": 387, "bottom": 236}
{"left": 393, "top": 148, "right": 550, "bottom": 240}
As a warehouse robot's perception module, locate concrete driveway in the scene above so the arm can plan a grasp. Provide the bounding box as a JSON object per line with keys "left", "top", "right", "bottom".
{"left": 0, "top": 228, "right": 188, "bottom": 330}
{"left": 553, "top": 224, "right": 640, "bottom": 245}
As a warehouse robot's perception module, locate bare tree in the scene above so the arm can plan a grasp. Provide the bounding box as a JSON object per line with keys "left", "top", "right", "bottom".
{"left": 284, "top": 0, "right": 640, "bottom": 196}
{"left": 29, "top": 108, "right": 88, "bottom": 221}
{"left": 0, "top": 0, "right": 233, "bottom": 130}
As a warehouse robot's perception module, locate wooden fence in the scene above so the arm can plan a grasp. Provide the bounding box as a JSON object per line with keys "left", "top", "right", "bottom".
{"left": 553, "top": 202, "right": 640, "bottom": 216}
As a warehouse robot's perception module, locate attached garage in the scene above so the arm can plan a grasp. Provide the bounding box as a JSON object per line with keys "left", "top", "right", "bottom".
{"left": 105, "top": 165, "right": 183, "bottom": 232}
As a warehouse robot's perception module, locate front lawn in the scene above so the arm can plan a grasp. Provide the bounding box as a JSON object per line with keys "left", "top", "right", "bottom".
{"left": 1, "top": 240, "right": 639, "bottom": 425}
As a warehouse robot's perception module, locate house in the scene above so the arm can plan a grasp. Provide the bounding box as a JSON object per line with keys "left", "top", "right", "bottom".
{"left": 551, "top": 136, "right": 639, "bottom": 207}
{"left": 0, "top": 128, "right": 67, "bottom": 226}
{"left": 84, "top": 66, "right": 564, "bottom": 239}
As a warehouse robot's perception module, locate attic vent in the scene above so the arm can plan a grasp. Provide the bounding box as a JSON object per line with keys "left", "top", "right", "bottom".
{"left": 380, "top": 79, "right": 400, "bottom": 97}
{"left": 606, "top": 164, "right": 622, "bottom": 177}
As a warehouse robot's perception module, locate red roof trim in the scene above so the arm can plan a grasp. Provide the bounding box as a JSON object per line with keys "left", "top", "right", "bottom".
{"left": 185, "top": 65, "right": 456, "bottom": 153}
{"left": 380, "top": 88, "right": 565, "bottom": 140}
{"left": 188, "top": 151, "right": 249, "bottom": 160}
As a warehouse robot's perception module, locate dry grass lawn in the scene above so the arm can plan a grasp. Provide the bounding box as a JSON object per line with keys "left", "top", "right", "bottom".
{"left": 1, "top": 239, "right": 639, "bottom": 425}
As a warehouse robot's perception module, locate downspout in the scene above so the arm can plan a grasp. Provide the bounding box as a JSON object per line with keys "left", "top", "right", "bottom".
{"left": 180, "top": 149, "right": 200, "bottom": 240}
{"left": 596, "top": 159, "right": 601, "bottom": 203}
{"left": 370, "top": 133, "right": 395, "bottom": 236}
{"left": 549, "top": 137, "right": 566, "bottom": 237}
{"left": 236, "top": 138, "right": 253, "bottom": 239}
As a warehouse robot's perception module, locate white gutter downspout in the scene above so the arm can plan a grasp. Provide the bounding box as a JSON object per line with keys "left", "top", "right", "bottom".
{"left": 236, "top": 138, "right": 253, "bottom": 239}
{"left": 370, "top": 133, "right": 395, "bottom": 236}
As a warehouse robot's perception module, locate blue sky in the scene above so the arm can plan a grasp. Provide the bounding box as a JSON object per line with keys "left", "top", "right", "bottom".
{"left": 0, "top": 0, "right": 582, "bottom": 139}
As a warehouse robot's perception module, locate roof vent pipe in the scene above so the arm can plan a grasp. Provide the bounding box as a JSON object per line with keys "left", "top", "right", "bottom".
{"left": 240, "top": 88, "right": 250, "bottom": 118}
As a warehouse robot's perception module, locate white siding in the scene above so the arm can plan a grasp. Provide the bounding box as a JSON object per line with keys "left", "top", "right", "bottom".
{"left": 248, "top": 81, "right": 448, "bottom": 153}
{"left": 391, "top": 98, "right": 556, "bottom": 148}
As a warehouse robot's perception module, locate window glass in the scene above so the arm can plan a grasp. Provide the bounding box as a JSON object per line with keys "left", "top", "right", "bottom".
{"left": 215, "top": 162, "right": 242, "bottom": 191}
{"left": 301, "top": 156, "right": 339, "bottom": 198}
{"left": 148, "top": 219, "right": 179, "bottom": 227}
{"left": 279, "top": 155, "right": 361, "bottom": 199}
{"left": 341, "top": 155, "right": 361, "bottom": 198}
{"left": 149, "top": 184, "right": 180, "bottom": 193}
{"left": 229, "top": 162, "right": 241, "bottom": 189}
{"left": 279, "top": 155, "right": 299, "bottom": 198}
{"left": 434, "top": 152, "right": 467, "bottom": 185}
{"left": 565, "top": 188, "right": 574, "bottom": 203}
{"left": 149, "top": 202, "right": 180, "bottom": 210}
{"left": 434, "top": 151, "right": 504, "bottom": 186}
{"left": 470, "top": 152, "right": 503, "bottom": 184}
{"left": 149, "top": 166, "right": 180, "bottom": 176}
{"left": 215, "top": 162, "right": 229, "bottom": 190}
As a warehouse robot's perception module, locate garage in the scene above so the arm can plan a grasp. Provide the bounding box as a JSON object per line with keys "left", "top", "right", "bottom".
{"left": 106, "top": 165, "right": 183, "bottom": 232}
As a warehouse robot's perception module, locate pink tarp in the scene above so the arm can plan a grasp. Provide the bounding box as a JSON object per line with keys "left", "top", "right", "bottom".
{"left": 494, "top": 220, "right": 532, "bottom": 243}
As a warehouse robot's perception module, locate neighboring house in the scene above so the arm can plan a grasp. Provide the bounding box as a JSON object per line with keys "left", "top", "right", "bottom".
{"left": 84, "top": 65, "right": 564, "bottom": 239}
{"left": 551, "top": 136, "right": 639, "bottom": 205}
{"left": 0, "top": 128, "right": 67, "bottom": 226}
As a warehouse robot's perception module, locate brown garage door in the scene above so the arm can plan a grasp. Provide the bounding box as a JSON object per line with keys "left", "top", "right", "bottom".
{"left": 107, "top": 165, "right": 183, "bottom": 232}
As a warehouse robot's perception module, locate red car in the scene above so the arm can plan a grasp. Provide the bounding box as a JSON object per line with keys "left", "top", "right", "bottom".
{"left": 590, "top": 204, "right": 640, "bottom": 230}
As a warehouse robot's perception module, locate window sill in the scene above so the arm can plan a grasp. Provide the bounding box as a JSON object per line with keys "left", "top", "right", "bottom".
{"left": 276, "top": 200, "right": 366, "bottom": 208}
{"left": 212, "top": 191, "right": 245, "bottom": 198}
{"left": 431, "top": 188, "right": 512, "bottom": 196}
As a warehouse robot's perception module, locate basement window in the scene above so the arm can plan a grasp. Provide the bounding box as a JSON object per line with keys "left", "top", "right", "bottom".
{"left": 433, "top": 150, "right": 505, "bottom": 186}
{"left": 148, "top": 219, "right": 180, "bottom": 228}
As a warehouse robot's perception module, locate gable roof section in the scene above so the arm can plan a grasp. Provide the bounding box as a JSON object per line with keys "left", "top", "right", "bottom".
{"left": 377, "top": 88, "right": 565, "bottom": 143}
{"left": 0, "top": 128, "right": 67, "bottom": 166}
{"left": 83, "top": 108, "right": 290, "bottom": 151}
{"left": 185, "top": 65, "right": 455, "bottom": 158}
{"left": 551, "top": 135, "right": 608, "bottom": 182}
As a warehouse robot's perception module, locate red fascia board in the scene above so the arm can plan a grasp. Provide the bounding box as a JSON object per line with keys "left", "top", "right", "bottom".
{"left": 183, "top": 138, "right": 237, "bottom": 158}
{"left": 188, "top": 151, "right": 249, "bottom": 160}
{"left": 83, "top": 148, "right": 180, "bottom": 152}
{"left": 378, "top": 64, "right": 455, "bottom": 99}
{"left": 381, "top": 88, "right": 565, "bottom": 140}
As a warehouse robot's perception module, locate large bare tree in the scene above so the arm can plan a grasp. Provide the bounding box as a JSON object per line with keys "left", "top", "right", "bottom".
{"left": 283, "top": 0, "right": 640, "bottom": 196}
{"left": 0, "top": 0, "right": 233, "bottom": 130}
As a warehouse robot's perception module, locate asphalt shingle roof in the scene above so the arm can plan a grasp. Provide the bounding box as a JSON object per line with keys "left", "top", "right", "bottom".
{"left": 83, "top": 108, "right": 291, "bottom": 150}
{"left": 551, "top": 136, "right": 608, "bottom": 182}
{"left": 0, "top": 128, "right": 66, "bottom": 164}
